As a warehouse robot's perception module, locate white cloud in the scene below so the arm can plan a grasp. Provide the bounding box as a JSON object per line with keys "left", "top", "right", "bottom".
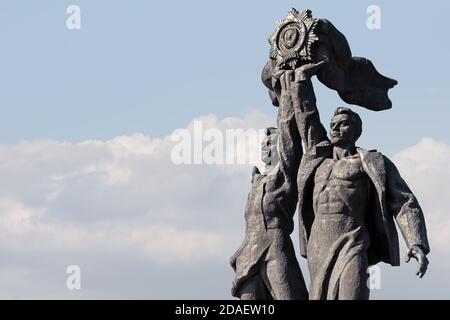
{"left": 0, "top": 109, "right": 272, "bottom": 266}
{"left": 0, "top": 199, "right": 44, "bottom": 236}
{"left": 0, "top": 112, "right": 449, "bottom": 299}
{"left": 392, "top": 138, "right": 450, "bottom": 255}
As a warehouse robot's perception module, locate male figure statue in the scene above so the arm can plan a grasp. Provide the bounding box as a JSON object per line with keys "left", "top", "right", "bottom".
{"left": 230, "top": 74, "right": 308, "bottom": 300}
{"left": 270, "top": 62, "right": 430, "bottom": 300}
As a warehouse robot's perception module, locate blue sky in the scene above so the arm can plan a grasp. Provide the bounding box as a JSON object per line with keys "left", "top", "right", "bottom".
{"left": 0, "top": 1, "right": 449, "bottom": 154}
{"left": 0, "top": 1, "right": 449, "bottom": 299}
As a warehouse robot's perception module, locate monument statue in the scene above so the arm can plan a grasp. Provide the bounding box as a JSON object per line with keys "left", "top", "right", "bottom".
{"left": 230, "top": 80, "right": 308, "bottom": 299}
{"left": 231, "top": 8, "right": 430, "bottom": 300}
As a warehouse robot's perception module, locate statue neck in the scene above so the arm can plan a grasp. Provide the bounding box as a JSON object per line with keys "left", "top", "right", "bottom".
{"left": 333, "top": 145, "right": 356, "bottom": 160}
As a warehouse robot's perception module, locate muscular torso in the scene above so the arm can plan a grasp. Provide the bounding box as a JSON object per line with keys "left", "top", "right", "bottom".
{"left": 313, "top": 152, "right": 371, "bottom": 224}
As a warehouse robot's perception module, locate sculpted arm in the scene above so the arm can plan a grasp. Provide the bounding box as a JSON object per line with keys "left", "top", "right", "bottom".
{"left": 385, "top": 156, "right": 430, "bottom": 277}
{"left": 289, "top": 62, "right": 330, "bottom": 152}
{"left": 274, "top": 70, "right": 303, "bottom": 188}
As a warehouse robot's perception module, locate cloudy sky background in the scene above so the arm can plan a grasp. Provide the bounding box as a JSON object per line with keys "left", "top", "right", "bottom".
{"left": 0, "top": 1, "right": 449, "bottom": 299}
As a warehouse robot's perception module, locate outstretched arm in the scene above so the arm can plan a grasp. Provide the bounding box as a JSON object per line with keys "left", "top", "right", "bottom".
{"left": 275, "top": 70, "right": 303, "bottom": 184}
{"left": 257, "top": 71, "right": 303, "bottom": 230}
{"left": 289, "top": 62, "right": 330, "bottom": 152}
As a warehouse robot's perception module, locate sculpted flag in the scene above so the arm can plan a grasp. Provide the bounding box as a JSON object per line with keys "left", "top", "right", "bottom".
{"left": 262, "top": 9, "right": 398, "bottom": 111}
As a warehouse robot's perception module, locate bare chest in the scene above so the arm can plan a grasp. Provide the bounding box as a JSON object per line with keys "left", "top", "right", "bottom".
{"left": 315, "top": 156, "right": 366, "bottom": 183}
{"left": 313, "top": 154, "right": 371, "bottom": 218}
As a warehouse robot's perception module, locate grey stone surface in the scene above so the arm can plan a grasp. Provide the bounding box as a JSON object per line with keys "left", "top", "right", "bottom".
{"left": 229, "top": 83, "right": 308, "bottom": 299}
{"left": 262, "top": 8, "right": 398, "bottom": 111}
{"left": 231, "top": 8, "right": 430, "bottom": 300}
{"left": 289, "top": 63, "right": 429, "bottom": 300}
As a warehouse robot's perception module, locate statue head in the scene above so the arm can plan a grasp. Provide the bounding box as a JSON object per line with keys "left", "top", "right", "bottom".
{"left": 330, "top": 107, "right": 362, "bottom": 147}
{"left": 261, "top": 60, "right": 280, "bottom": 107}
{"left": 261, "top": 127, "right": 279, "bottom": 170}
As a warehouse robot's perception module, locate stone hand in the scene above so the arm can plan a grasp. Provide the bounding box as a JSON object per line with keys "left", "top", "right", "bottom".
{"left": 405, "top": 245, "right": 429, "bottom": 278}
{"left": 294, "top": 60, "right": 327, "bottom": 82}
{"left": 272, "top": 69, "right": 295, "bottom": 95}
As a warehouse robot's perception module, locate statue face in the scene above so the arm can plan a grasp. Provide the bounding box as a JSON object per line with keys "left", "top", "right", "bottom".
{"left": 261, "top": 134, "right": 279, "bottom": 166}
{"left": 330, "top": 114, "right": 357, "bottom": 146}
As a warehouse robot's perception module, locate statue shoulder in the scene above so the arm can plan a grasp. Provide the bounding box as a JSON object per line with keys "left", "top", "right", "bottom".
{"left": 356, "top": 147, "right": 383, "bottom": 162}
{"left": 356, "top": 147, "right": 387, "bottom": 179}
{"left": 356, "top": 146, "right": 379, "bottom": 153}
{"left": 251, "top": 166, "right": 266, "bottom": 184}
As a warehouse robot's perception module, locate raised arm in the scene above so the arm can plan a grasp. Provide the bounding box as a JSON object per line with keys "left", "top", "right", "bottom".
{"left": 290, "top": 62, "right": 330, "bottom": 152}
{"left": 275, "top": 70, "right": 303, "bottom": 184}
